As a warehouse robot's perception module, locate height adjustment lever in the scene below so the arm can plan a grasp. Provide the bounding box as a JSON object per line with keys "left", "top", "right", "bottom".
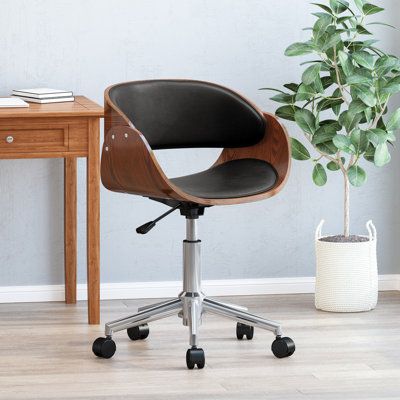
{"left": 136, "top": 203, "right": 182, "bottom": 234}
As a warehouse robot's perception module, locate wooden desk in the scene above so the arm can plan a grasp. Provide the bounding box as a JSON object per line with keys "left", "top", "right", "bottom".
{"left": 0, "top": 96, "right": 104, "bottom": 324}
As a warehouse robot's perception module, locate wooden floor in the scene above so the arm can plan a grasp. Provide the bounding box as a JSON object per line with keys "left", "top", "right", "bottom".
{"left": 1, "top": 292, "right": 400, "bottom": 399}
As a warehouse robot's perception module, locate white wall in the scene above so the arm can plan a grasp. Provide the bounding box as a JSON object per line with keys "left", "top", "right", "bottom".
{"left": 0, "top": 0, "right": 399, "bottom": 286}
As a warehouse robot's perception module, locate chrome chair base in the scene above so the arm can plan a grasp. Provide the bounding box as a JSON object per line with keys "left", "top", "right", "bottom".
{"left": 104, "top": 294, "right": 282, "bottom": 343}
{"left": 93, "top": 218, "right": 295, "bottom": 368}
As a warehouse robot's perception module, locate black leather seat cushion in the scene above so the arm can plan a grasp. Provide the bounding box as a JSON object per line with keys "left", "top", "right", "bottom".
{"left": 170, "top": 158, "right": 277, "bottom": 199}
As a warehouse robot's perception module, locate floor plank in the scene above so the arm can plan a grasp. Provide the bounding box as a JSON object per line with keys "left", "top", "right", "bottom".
{"left": 0, "top": 292, "right": 399, "bottom": 399}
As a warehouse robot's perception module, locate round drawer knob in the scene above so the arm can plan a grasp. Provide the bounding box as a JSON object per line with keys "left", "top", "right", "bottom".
{"left": 6, "top": 135, "right": 14, "bottom": 144}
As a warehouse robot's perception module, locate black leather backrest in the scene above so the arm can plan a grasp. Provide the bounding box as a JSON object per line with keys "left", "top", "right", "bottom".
{"left": 108, "top": 80, "right": 266, "bottom": 150}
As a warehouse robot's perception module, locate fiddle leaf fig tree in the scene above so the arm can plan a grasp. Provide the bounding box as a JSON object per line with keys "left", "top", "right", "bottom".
{"left": 263, "top": 0, "right": 400, "bottom": 237}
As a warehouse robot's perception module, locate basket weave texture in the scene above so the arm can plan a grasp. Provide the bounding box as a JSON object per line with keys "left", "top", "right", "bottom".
{"left": 315, "top": 220, "right": 378, "bottom": 312}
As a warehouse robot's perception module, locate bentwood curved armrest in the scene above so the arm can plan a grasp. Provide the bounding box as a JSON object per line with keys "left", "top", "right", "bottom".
{"left": 101, "top": 80, "right": 291, "bottom": 206}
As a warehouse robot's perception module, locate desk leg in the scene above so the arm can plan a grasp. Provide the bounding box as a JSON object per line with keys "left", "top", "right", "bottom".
{"left": 64, "top": 157, "right": 77, "bottom": 304}
{"left": 87, "top": 118, "right": 100, "bottom": 324}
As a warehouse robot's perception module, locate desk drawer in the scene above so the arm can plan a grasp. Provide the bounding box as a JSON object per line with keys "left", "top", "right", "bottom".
{"left": 0, "top": 124, "right": 69, "bottom": 153}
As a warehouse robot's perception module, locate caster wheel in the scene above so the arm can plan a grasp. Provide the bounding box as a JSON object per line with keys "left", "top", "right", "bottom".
{"left": 271, "top": 336, "right": 295, "bottom": 358}
{"left": 236, "top": 323, "right": 254, "bottom": 340}
{"left": 186, "top": 347, "right": 205, "bottom": 369}
{"left": 127, "top": 324, "right": 149, "bottom": 341}
{"left": 92, "top": 337, "right": 116, "bottom": 359}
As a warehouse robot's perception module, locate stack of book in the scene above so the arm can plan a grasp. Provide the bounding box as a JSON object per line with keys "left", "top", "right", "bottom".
{"left": 12, "top": 88, "right": 74, "bottom": 104}
{"left": 0, "top": 97, "right": 29, "bottom": 108}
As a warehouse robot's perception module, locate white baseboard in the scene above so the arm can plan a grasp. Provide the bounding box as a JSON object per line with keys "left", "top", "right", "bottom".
{"left": 0, "top": 275, "right": 398, "bottom": 303}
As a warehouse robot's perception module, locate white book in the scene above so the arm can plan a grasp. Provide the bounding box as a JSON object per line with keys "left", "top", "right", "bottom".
{"left": 15, "top": 96, "right": 75, "bottom": 104}
{"left": 12, "top": 88, "right": 73, "bottom": 99}
{"left": 0, "top": 97, "right": 29, "bottom": 108}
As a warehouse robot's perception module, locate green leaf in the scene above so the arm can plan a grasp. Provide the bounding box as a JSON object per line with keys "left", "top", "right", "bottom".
{"left": 270, "top": 93, "right": 295, "bottom": 104}
{"left": 330, "top": 67, "right": 346, "bottom": 86}
{"left": 354, "top": 0, "right": 366, "bottom": 12}
{"left": 377, "top": 117, "right": 387, "bottom": 130}
{"left": 327, "top": 161, "right": 339, "bottom": 171}
{"left": 333, "top": 134, "right": 356, "bottom": 153}
{"left": 327, "top": 158, "right": 345, "bottom": 171}
{"left": 352, "top": 51, "right": 375, "bottom": 70}
{"left": 360, "top": 108, "right": 375, "bottom": 125}
{"left": 313, "top": 75, "right": 324, "bottom": 93}
{"left": 345, "top": 39, "right": 379, "bottom": 52}
{"left": 294, "top": 108, "right": 317, "bottom": 135}
{"left": 259, "top": 87, "right": 285, "bottom": 93}
{"left": 363, "top": 3, "right": 384, "bottom": 15}
{"left": 387, "top": 131, "right": 396, "bottom": 142}
{"left": 300, "top": 59, "right": 323, "bottom": 66}
{"left": 321, "top": 75, "right": 334, "bottom": 89}
{"left": 364, "top": 143, "right": 375, "bottom": 162}
{"left": 332, "top": 88, "right": 342, "bottom": 116}
{"left": 381, "top": 76, "right": 400, "bottom": 94}
{"left": 312, "top": 3, "right": 333, "bottom": 14}
{"left": 333, "top": 103, "right": 342, "bottom": 116}
{"left": 346, "top": 68, "right": 373, "bottom": 85}
{"left": 364, "top": 107, "right": 373, "bottom": 123}
{"left": 312, "top": 12, "right": 333, "bottom": 19}
{"left": 285, "top": 42, "right": 314, "bottom": 56}
{"left": 348, "top": 165, "right": 367, "bottom": 186}
{"left": 375, "top": 56, "right": 400, "bottom": 76}
{"left": 349, "top": 100, "right": 368, "bottom": 114}
{"left": 346, "top": 74, "right": 369, "bottom": 85}
{"left": 363, "top": 39, "right": 380, "bottom": 47}
{"left": 294, "top": 109, "right": 317, "bottom": 134}
{"left": 283, "top": 83, "right": 300, "bottom": 92}
{"left": 350, "top": 129, "right": 369, "bottom": 154}
{"left": 338, "top": 50, "right": 353, "bottom": 76}
{"left": 313, "top": 14, "right": 333, "bottom": 43}
{"left": 295, "top": 83, "right": 316, "bottom": 101}
{"left": 353, "top": 86, "right": 377, "bottom": 107}
{"left": 316, "top": 141, "right": 338, "bottom": 154}
{"left": 339, "top": 110, "right": 363, "bottom": 133}
{"left": 275, "top": 105, "right": 300, "bottom": 121}
{"left": 302, "top": 63, "right": 322, "bottom": 85}
{"left": 374, "top": 142, "right": 391, "bottom": 166}
{"left": 312, "top": 163, "right": 327, "bottom": 186}
{"left": 356, "top": 25, "right": 372, "bottom": 35}
{"left": 337, "top": 15, "right": 353, "bottom": 24}
{"left": 366, "top": 128, "right": 389, "bottom": 146}
{"left": 291, "top": 138, "right": 311, "bottom": 160}
{"left": 379, "top": 93, "right": 390, "bottom": 109}
{"left": 319, "top": 120, "right": 342, "bottom": 130}
{"left": 367, "top": 21, "right": 395, "bottom": 29}
{"left": 316, "top": 96, "right": 343, "bottom": 112}
{"left": 323, "top": 33, "right": 342, "bottom": 51}
{"left": 330, "top": 0, "right": 349, "bottom": 14}
{"left": 312, "top": 125, "right": 337, "bottom": 145}
{"left": 315, "top": 25, "right": 342, "bottom": 52}
{"left": 386, "top": 108, "right": 400, "bottom": 131}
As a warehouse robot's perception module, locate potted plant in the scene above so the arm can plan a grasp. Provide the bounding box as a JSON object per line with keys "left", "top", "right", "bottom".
{"left": 264, "top": 0, "right": 400, "bottom": 312}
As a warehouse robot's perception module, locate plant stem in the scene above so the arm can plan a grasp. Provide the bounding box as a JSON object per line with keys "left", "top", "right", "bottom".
{"left": 369, "top": 98, "right": 389, "bottom": 129}
{"left": 344, "top": 171, "right": 350, "bottom": 237}
{"left": 333, "top": 47, "right": 350, "bottom": 106}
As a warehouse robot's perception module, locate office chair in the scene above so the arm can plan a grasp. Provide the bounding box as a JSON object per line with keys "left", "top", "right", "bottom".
{"left": 92, "top": 79, "right": 295, "bottom": 369}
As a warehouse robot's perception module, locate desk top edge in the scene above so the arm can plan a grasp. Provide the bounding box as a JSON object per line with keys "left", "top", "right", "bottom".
{"left": 0, "top": 96, "right": 104, "bottom": 118}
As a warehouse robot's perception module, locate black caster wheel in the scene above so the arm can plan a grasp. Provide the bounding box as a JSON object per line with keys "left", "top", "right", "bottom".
{"left": 127, "top": 324, "right": 149, "bottom": 341}
{"left": 186, "top": 347, "right": 205, "bottom": 369}
{"left": 92, "top": 337, "right": 116, "bottom": 359}
{"left": 236, "top": 323, "right": 254, "bottom": 340}
{"left": 271, "top": 336, "right": 295, "bottom": 358}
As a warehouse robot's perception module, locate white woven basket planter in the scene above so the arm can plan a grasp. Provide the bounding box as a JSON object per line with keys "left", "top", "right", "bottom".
{"left": 315, "top": 220, "right": 378, "bottom": 312}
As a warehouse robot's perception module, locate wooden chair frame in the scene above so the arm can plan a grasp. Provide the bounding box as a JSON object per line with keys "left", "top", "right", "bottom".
{"left": 101, "top": 80, "right": 291, "bottom": 206}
